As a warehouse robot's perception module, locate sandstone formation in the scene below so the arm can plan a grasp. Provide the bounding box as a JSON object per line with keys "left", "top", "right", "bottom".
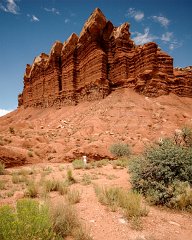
{"left": 0, "top": 146, "right": 27, "bottom": 167}
{"left": 18, "top": 8, "right": 192, "bottom": 108}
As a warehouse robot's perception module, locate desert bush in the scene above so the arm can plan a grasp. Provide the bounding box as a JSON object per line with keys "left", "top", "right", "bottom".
{"left": 129, "top": 138, "right": 192, "bottom": 207}
{"left": 12, "top": 172, "right": 28, "bottom": 184}
{"left": 0, "top": 198, "right": 91, "bottom": 239}
{"left": 73, "top": 225, "right": 93, "bottom": 240}
{"left": 91, "top": 159, "right": 109, "bottom": 168}
{"left": 6, "top": 191, "right": 15, "bottom": 198}
{"left": 0, "top": 199, "right": 55, "bottom": 240}
{"left": 44, "top": 179, "right": 59, "bottom": 192}
{"left": 66, "top": 168, "right": 76, "bottom": 184}
{"left": 181, "top": 126, "right": 192, "bottom": 147}
{"left": 67, "top": 189, "right": 81, "bottom": 204}
{"left": 0, "top": 162, "right": 5, "bottom": 175}
{"left": 57, "top": 182, "right": 68, "bottom": 195}
{"left": 43, "top": 166, "right": 53, "bottom": 173}
{"left": 119, "top": 190, "right": 148, "bottom": 219}
{"left": 44, "top": 179, "right": 68, "bottom": 195}
{"left": 25, "top": 181, "right": 38, "bottom": 198}
{"left": 51, "top": 203, "right": 79, "bottom": 238}
{"left": 169, "top": 181, "right": 192, "bottom": 210}
{"left": 109, "top": 142, "right": 131, "bottom": 158}
{"left": 28, "top": 150, "right": 33, "bottom": 157}
{"left": 9, "top": 127, "right": 15, "bottom": 134}
{"left": 0, "top": 180, "right": 6, "bottom": 190}
{"left": 73, "top": 159, "right": 85, "bottom": 169}
{"left": 81, "top": 173, "right": 92, "bottom": 185}
{"left": 94, "top": 185, "right": 121, "bottom": 209}
{"left": 51, "top": 202, "right": 91, "bottom": 239}
{"left": 94, "top": 185, "right": 148, "bottom": 218}
{"left": 111, "top": 158, "right": 129, "bottom": 168}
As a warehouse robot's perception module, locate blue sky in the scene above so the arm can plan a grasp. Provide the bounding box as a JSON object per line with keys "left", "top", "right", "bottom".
{"left": 0, "top": 0, "right": 191, "bottom": 115}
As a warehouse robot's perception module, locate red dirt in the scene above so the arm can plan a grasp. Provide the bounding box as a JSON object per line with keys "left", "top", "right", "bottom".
{"left": 0, "top": 163, "right": 191, "bottom": 240}
{"left": 1, "top": 89, "right": 192, "bottom": 239}
{"left": 1, "top": 88, "right": 192, "bottom": 165}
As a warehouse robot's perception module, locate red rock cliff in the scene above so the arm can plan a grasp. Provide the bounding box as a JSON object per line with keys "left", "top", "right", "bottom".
{"left": 18, "top": 8, "right": 192, "bottom": 108}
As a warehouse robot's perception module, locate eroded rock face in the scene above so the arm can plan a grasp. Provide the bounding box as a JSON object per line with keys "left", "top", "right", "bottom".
{"left": 0, "top": 146, "right": 27, "bottom": 168}
{"left": 172, "top": 67, "right": 192, "bottom": 97}
{"left": 18, "top": 8, "right": 192, "bottom": 108}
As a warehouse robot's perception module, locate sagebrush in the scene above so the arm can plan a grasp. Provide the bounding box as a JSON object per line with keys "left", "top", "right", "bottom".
{"left": 129, "top": 138, "right": 192, "bottom": 209}
{"left": 109, "top": 143, "right": 131, "bottom": 157}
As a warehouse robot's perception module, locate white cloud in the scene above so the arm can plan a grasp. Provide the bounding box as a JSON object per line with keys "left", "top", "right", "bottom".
{"left": 132, "top": 28, "right": 158, "bottom": 45}
{"left": 0, "top": 109, "right": 12, "bottom": 117}
{"left": 168, "top": 40, "right": 182, "bottom": 51}
{"left": 126, "top": 8, "right": 144, "bottom": 22}
{"left": 161, "top": 32, "right": 173, "bottom": 42}
{"left": 160, "top": 32, "right": 182, "bottom": 51}
{"left": 27, "top": 14, "right": 40, "bottom": 22}
{"left": 0, "top": 0, "right": 19, "bottom": 14}
{"left": 44, "top": 7, "right": 60, "bottom": 15}
{"left": 64, "top": 18, "right": 70, "bottom": 24}
{"left": 151, "top": 15, "right": 170, "bottom": 27}
{"left": 32, "top": 15, "right": 39, "bottom": 22}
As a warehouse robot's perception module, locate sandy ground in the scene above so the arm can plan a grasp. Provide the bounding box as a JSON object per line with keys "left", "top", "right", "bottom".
{"left": 0, "top": 163, "right": 192, "bottom": 240}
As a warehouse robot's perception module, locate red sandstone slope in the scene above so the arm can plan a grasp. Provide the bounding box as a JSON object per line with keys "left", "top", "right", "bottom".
{"left": 1, "top": 88, "right": 192, "bottom": 167}
{"left": 18, "top": 8, "right": 192, "bottom": 108}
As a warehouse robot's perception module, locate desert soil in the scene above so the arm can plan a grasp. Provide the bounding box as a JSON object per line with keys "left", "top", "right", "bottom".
{"left": 1, "top": 88, "right": 192, "bottom": 239}
{"left": 0, "top": 162, "right": 192, "bottom": 240}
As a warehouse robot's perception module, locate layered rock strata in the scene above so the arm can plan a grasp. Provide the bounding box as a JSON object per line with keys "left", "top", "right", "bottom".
{"left": 18, "top": 8, "right": 192, "bottom": 108}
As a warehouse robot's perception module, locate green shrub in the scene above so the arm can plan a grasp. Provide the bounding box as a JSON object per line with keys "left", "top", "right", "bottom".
{"left": 129, "top": 139, "right": 192, "bottom": 207}
{"left": 0, "top": 198, "right": 91, "bottom": 240}
{"left": 0, "top": 199, "right": 55, "bottom": 240}
{"left": 109, "top": 143, "right": 131, "bottom": 157}
{"left": 0, "top": 162, "right": 5, "bottom": 175}
{"left": 72, "top": 159, "right": 85, "bottom": 169}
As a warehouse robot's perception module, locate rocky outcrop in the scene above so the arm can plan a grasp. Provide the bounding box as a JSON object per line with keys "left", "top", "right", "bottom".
{"left": 172, "top": 67, "right": 192, "bottom": 97}
{"left": 18, "top": 8, "right": 192, "bottom": 108}
{"left": 0, "top": 146, "right": 27, "bottom": 167}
